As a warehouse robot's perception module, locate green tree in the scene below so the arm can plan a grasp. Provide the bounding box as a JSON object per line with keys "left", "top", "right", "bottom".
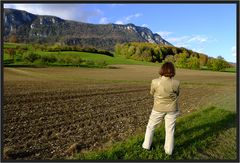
{"left": 159, "top": 46, "right": 169, "bottom": 58}
{"left": 187, "top": 57, "right": 200, "bottom": 69}
{"left": 142, "top": 48, "right": 152, "bottom": 62}
{"left": 171, "top": 47, "right": 178, "bottom": 55}
{"left": 164, "top": 55, "right": 175, "bottom": 63}
{"left": 133, "top": 46, "right": 142, "bottom": 60}
{"left": 183, "top": 49, "right": 190, "bottom": 58}
{"left": 115, "top": 44, "right": 121, "bottom": 56}
{"left": 212, "top": 56, "right": 230, "bottom": 71}
{"left": 206, "top": 56, "right": 230, "bottom": 71}
{"left": 127, "top": 46, "right": 136, "bottom": 58}
{"left": 206, "top": 58, "right": 214, "bottom": 70}
{"left": 191, "top": 52, "right": 199, "bottom": 58}
{"left": 175, "top": 53, "right": 188, "bottom": 68}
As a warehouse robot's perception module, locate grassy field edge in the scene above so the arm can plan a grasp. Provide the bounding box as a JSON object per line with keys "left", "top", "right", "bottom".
{"left": 71, "top": 106, "right": 237, "bottom": 161}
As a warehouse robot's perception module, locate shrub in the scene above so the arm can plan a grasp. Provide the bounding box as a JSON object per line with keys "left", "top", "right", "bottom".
{"left": 58, "top": 56, "right": 82, "bottom": 65}
{"left": 23, "top": 52, "right": 40, "bottom": 63}
{"left": 95, "top": 60, "right": 108, "bottom": 67}
{"left": 4, "top": 59, "right": 14, "bottom": 64}
{"left": 57, "top": 57, "right": 66, "bottom": 64}
{"left": 71, "top": 57, "right": 83, "bottom": 65}
{"left": 40, "top": 55, "right": 57, "bottom": 64}
{"left": 85, "top": 60, "right": 95, "bottom": 66}
{"left": 63, "top": 56, "right": 74, "bottom": 64}
{"left": 5, "top": 48, "right": 16, "bottom": 60}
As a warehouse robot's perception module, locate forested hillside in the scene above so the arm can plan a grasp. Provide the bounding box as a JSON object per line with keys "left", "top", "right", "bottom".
{"left": 115, "top": 42, "right": 231, "bottom": 71}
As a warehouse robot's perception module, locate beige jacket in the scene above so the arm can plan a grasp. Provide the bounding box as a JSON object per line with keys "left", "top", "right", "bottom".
{"left": 150, "top": 76, "right": 180, "bottom": 112}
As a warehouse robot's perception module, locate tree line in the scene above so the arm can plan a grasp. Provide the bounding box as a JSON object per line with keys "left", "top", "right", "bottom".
{"left": 4, "top": 43, "right": 114, "bottom": 58}
{"left": 4, "top": 43, "right": 110, "bottom": 67}
{"left": 115, "top": 42, "right": 231, "bottom": 71}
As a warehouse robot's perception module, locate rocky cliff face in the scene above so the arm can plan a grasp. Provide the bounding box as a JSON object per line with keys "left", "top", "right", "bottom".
{"left": 4, "top": 8, "right": 172, "bottom": 50}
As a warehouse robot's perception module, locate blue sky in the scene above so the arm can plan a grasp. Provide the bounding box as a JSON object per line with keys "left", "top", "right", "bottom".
{"left": 4, "top": 3, "right": 237, "bottom": 63}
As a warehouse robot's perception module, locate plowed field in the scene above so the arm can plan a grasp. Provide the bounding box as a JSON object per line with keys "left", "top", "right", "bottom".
{"left": 2, "top": 65, "right": 236, "bottom": 160}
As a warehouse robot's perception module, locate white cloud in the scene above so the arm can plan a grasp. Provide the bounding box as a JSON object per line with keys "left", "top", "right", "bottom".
{"left": 156, "top": 31, "right": 173, "bottom": 38}
{"left": 114, "top": 13, "right": 142, "bottom": 25}
{"left": 167, "top": 36, "right": 190, "bottom": 43}
{"left": 125, "top": 13, "right": 142, "bottom": 21}
{"left": 141, "top": 24, "right": 148, "bottom": 27}
{"left": 231, "top": 46, "right": 236, "bottom": 57}
{"left": 174, "top": 43, "right": 190, "bottom": 48}
{"left": 99, "top": 17, "right": 108, "bottom": 24}
{"left": 4, "top": 4, "right": 143, "bottom": 25}
{"left": 157, "top": 32, "right": 215, "bottom": 54}
{"left": 192, "top": 48, "right": 204, "bottom": 53}
{"left": 165, "top": 35, "right": 211, "bottom": 48}
{"left": 4, "top": 4, "right": 102, "bottom": 23}
{"left": 115, "top": 20, "right": 124, "bottom": 24}
{"left": 188, "top": 35, "right": 208, "bottom": 43}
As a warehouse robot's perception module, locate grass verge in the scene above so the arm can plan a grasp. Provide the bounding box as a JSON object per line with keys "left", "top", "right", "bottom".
{"left": 72, "top": 106, "right": 237, "bottom": 161}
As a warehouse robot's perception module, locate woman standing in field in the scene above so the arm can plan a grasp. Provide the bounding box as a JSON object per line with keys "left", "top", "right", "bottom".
{"left": 142, "top": 62, "right": 180, "bottom": 155}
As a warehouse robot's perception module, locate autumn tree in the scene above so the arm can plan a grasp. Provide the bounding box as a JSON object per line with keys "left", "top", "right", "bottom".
{"left": 199, "top": 53, "right": 208, "bottom": 66}
{"left": 8, "top": 35, "right": 17, "bottom": 43}
{"left": 6, "top": 48, "right": 16, "bottom": 62}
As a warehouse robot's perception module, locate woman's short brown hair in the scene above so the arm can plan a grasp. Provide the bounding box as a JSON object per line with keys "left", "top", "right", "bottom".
{"left": 159, "top": 62, "right": 175, "bottom": 78}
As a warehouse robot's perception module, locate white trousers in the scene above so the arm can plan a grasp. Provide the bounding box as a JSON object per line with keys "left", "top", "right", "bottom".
{"left": 142, "top": 109, "right": 179, "bottom": 155}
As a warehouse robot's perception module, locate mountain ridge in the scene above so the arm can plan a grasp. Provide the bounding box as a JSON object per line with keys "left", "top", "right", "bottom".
{"left": 4, "top": 8, "right": 172, "bottom": 51}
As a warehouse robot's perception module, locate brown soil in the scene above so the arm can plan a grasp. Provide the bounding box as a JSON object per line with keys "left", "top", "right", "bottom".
{"left": 3, "top": 65, "right": 236, "bottom": 160}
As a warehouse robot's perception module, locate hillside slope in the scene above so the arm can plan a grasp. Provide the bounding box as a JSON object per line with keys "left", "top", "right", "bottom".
{"left": 4, "top": 8, "right": 172, "bottom": 50}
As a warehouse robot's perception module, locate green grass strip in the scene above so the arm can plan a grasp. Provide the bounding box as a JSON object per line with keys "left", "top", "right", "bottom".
{"left": 73, "top": 106, "right": 236, "bottom": 161}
